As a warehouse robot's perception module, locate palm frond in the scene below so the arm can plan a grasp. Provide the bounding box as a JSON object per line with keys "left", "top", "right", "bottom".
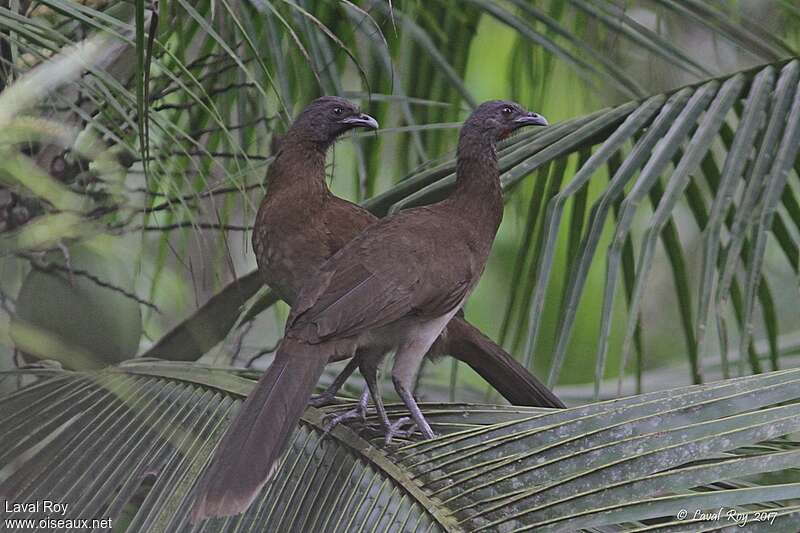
{"left": 2, "top": 362, "right": 800, "bottom": 531}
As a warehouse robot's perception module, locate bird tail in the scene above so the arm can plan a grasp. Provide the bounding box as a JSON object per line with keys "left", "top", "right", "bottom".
{"left": 445, "top": 318, "right": 565, "bottom": 408}
{"left": 190, "top": 337, "right": 328, "bottom": 522}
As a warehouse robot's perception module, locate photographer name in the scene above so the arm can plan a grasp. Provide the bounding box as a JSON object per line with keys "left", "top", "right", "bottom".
{"left": 4, "top": 500, "right": 69, "bottom": 516}
{"left": 693, "top": 507, "right": 777, "bottom": 527}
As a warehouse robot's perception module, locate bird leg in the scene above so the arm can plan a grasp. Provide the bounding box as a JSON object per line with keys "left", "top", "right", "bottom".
{"left": 320, "top": 347, "right": 434, "bottom": 444}
{"left": 390, "top": 332, "right": 441, "bottom": 441}
{"left": 392, "top": 377, "right": 436, "bottom": 439}
{"left": 359, "top": 355, "right": 394, "bottom": 433}
{"left": 357, "top": 355, "right": 424, "bottom": 444}
{"left": 322, "top": 347, "right": 387, "bottom": 434}
{"left": 309, "top": 356, "right": 359, "bottom": 407}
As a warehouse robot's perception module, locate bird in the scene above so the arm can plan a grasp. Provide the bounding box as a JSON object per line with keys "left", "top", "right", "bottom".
{"left": 252, "top": 96, "right": 563, "bottom": 409}
{"left": 190, "top": 99, "right": 549, "bottom": 521}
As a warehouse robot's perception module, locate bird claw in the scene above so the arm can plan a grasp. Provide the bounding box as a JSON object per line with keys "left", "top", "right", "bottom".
{"left": 322, "top": 404, "right": 368, "bottom": 434}
{"left": 383, "top": 417, "right": 420, "bottom": 445}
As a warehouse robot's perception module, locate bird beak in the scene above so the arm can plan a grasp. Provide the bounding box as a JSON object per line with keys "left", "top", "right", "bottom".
{"left": 514, "top": 112, "right": 548, "bottom": 127}
{"left": 340, "top": 113, "right": 379, "bottom": 130}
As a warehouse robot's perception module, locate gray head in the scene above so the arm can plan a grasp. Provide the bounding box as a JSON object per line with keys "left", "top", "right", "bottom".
{"left": 461, "top": 100, "right": 547, "bottom": 145}
{"left": 288, "top": 96, "right": 378, "bottom": 148}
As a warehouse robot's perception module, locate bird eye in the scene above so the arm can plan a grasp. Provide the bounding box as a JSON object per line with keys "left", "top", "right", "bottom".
{"left": 333, "top": 107, "right": 343, "bottom": 115}
{"left": 502, "top": 107, "right": 513, "bottom": 116}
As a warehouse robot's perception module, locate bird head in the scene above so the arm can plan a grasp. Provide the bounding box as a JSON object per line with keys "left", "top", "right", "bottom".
{"left": 464, "top": 100, "right": 548, "bottom": 142}
{"left": 291, "top": 96, "right": 378, "bottom": 148}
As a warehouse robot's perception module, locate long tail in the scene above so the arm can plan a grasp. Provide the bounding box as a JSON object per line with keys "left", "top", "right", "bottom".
{"left": 445, "top": 317, "right": 565, "bottom": 408}
{"left": 190, "top": 337, "right": 328, "bottom": 522}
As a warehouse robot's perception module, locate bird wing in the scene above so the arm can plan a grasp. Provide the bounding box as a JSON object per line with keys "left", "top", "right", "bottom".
{"left": 288, "top": 208, "right": 473, "bottom": 343}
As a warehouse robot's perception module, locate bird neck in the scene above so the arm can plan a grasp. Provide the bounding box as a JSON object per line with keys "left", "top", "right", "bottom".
{"left": 265, "top": 136, "right": 330, "bottom": 198}
{"left": 448, "top": 131, "right": 504, "bottom": 235}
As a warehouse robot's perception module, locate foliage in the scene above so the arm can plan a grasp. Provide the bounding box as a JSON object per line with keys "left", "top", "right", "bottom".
{"left": 2, "top": 1, "right": 800, "bottom": 529}
{"left": 3, "top": 361, "right": 800, "bottom": 532}
{"left": 0, "top": 0, "right": 798, "bottom": 389}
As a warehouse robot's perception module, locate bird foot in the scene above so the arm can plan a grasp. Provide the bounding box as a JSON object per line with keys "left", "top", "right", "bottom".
{"left": 323, "top": 404, "right": 368, "bottom": 433}
{"left": 382, "top": 417, "right": 421, "bottom": 445}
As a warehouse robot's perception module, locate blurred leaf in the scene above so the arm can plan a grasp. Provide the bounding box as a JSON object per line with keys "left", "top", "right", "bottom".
{"left": 12, "top": 246, "right": 142, "bottom": 369}
{"left": 142, "top": 270, "right": 270, "bottom": 361}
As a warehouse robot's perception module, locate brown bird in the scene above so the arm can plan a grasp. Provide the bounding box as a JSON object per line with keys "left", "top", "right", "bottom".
{"left": 191, "top": 99, "right": 550, "bottom": 521}
{"left": 253, "top": 96, "right": 563, "bottom": 409}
